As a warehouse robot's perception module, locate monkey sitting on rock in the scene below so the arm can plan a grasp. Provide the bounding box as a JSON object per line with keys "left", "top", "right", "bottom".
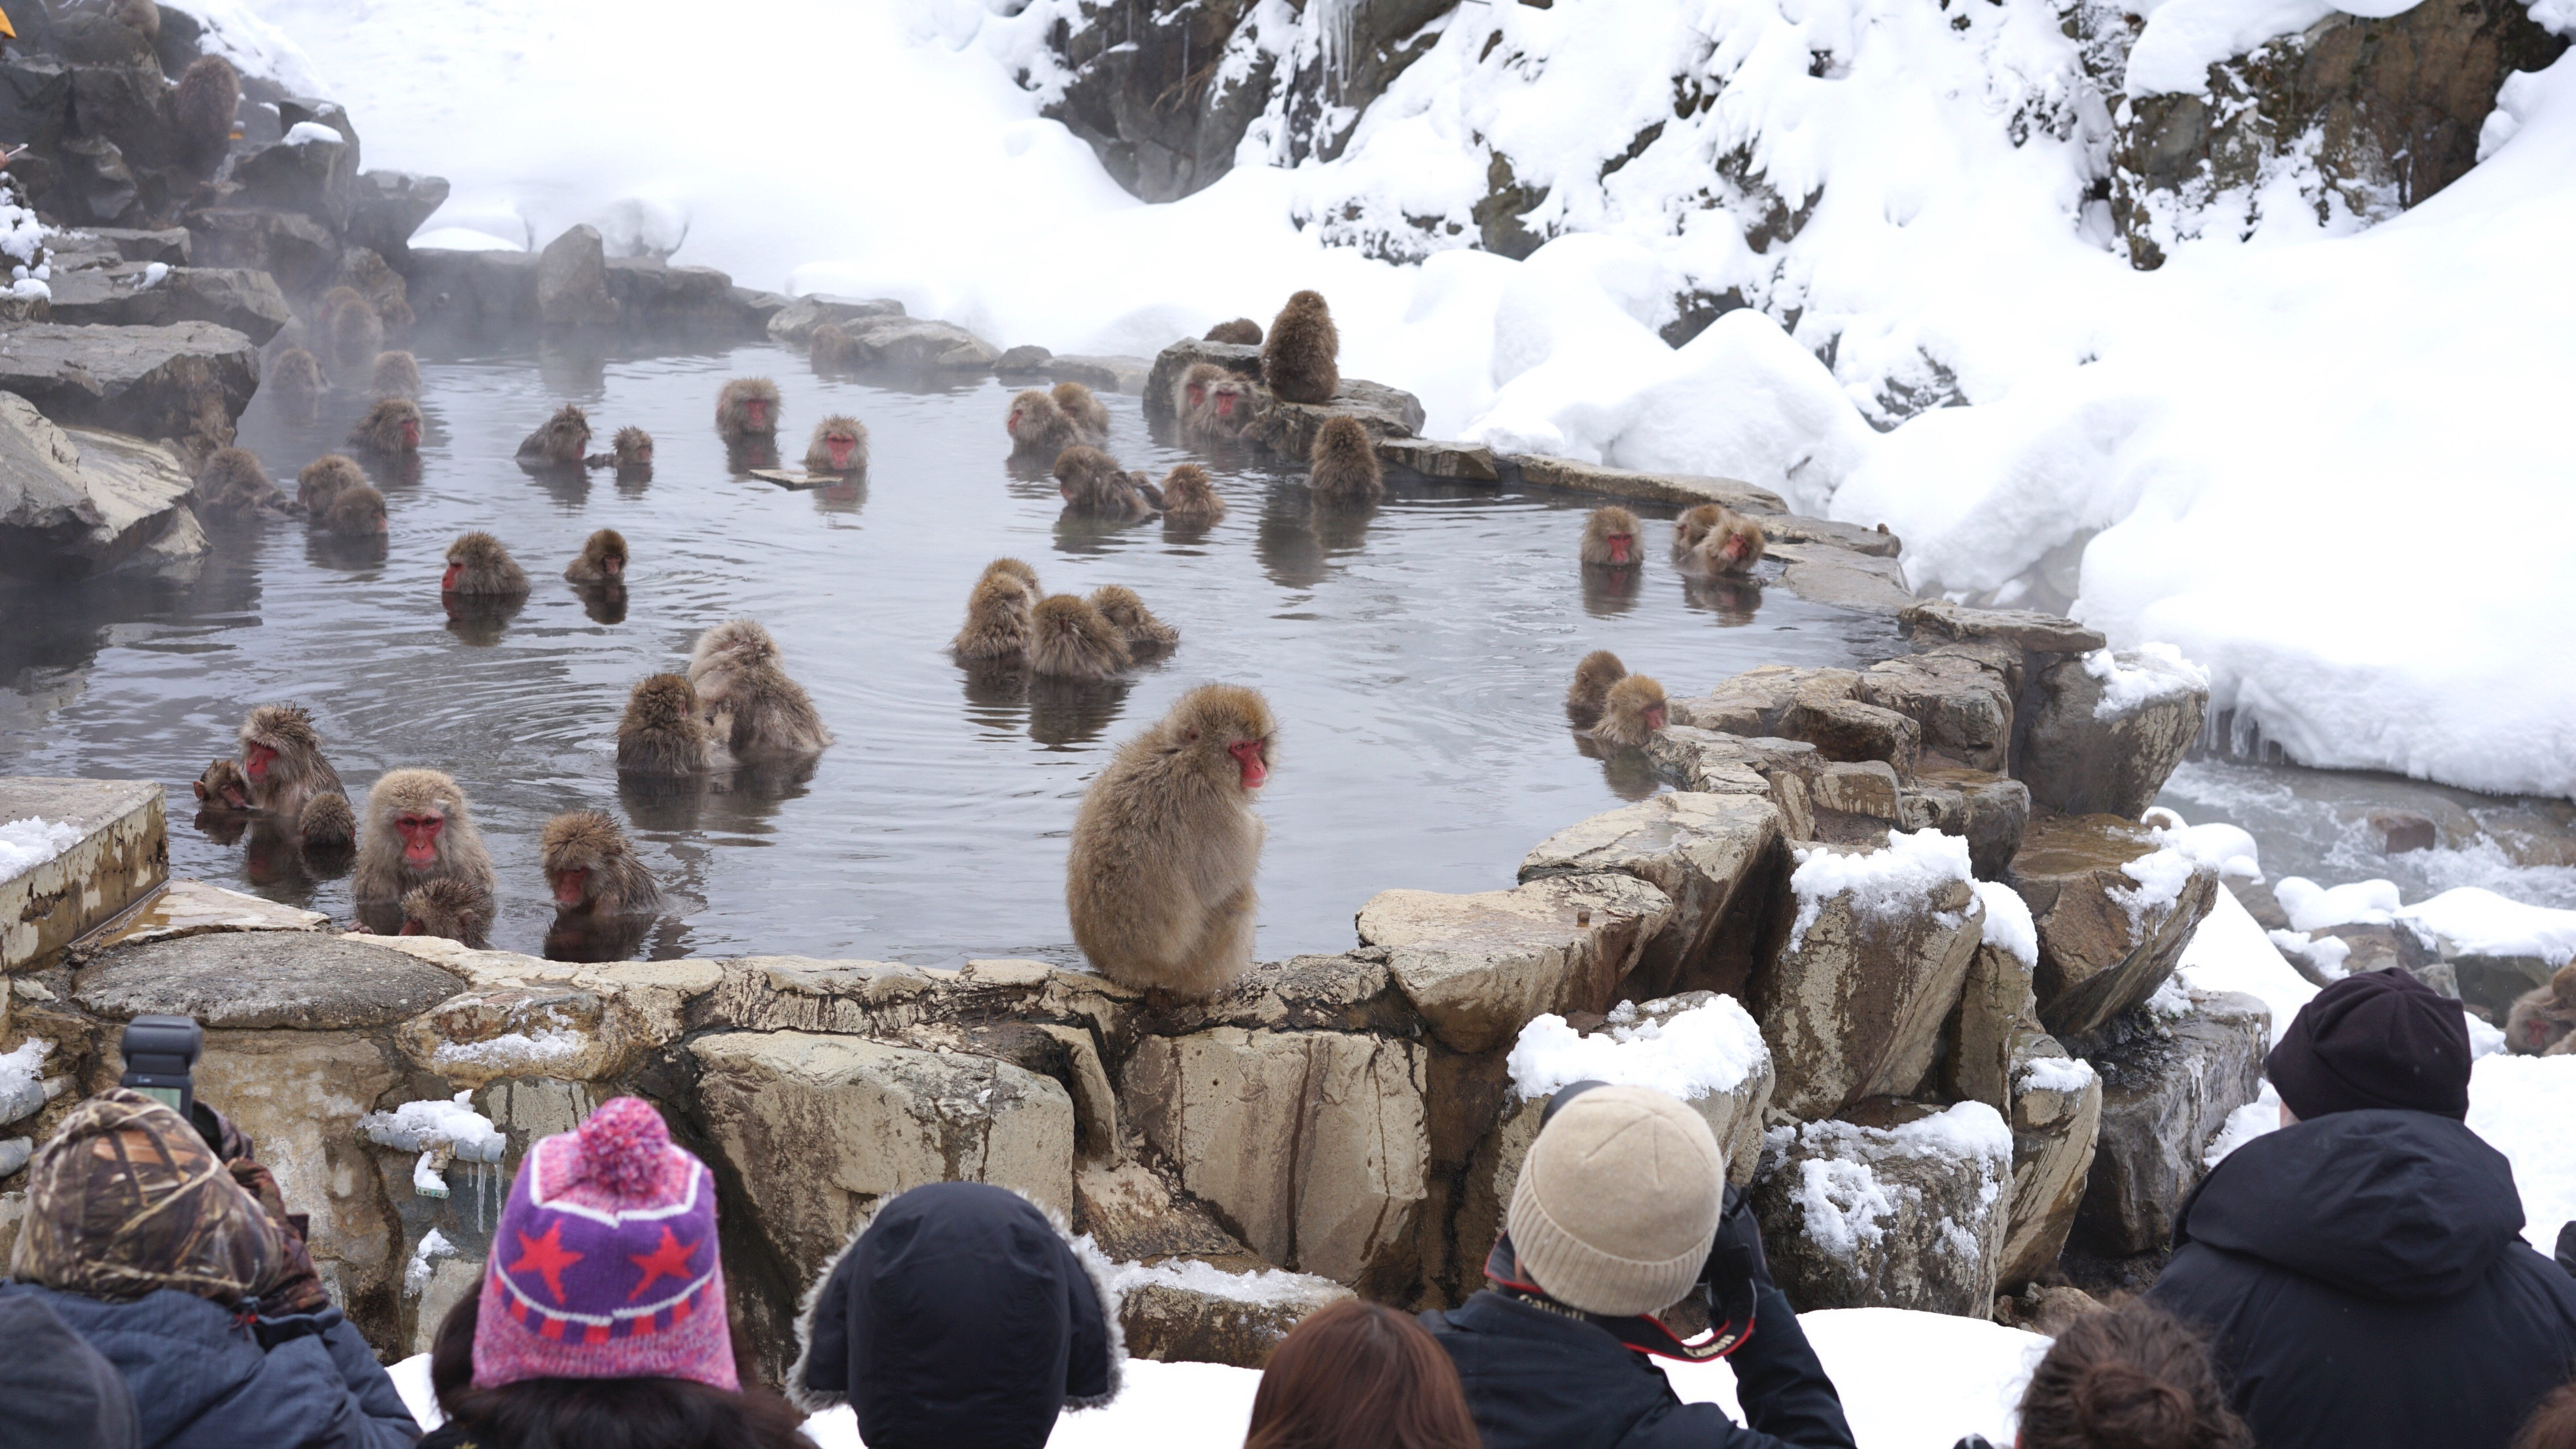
{"left": 1262, "top": 290, "right": 1339, "bottom": 404}
{"left": 2505, "top": 962, "right": 2576, "bottom": 1056}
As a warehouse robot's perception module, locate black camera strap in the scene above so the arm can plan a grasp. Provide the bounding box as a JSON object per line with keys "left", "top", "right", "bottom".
{"left": 1483, "top": 1232, "right": 1756, "bottom": 1363}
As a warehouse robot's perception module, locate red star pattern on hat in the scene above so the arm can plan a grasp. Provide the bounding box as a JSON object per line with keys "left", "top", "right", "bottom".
{"left": 627, "top": 1225, "right": 698, "bottom": 1301}
{"left": 508, "top": 1219, "right": 584, "bottom": 1304}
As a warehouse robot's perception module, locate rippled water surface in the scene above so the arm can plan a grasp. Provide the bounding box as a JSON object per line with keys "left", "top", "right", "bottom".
{"left": 0, "top": 341, "right": 1905, "bottom": 963}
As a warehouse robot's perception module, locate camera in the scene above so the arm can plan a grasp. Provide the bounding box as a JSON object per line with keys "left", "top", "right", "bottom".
{"left": 118, "top": 1015, "right": 203, "bottom": 1121}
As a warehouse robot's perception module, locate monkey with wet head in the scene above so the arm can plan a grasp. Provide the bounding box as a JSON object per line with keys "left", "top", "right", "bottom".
{"left": 1204, "top": 318, "right": 1263, "bottom": 345}
{"left": 1006, "top": 388, "right": 1080, "bottom": 461}
{"left": 688, "top": 620, "right": 834, "bottom": 754}
{"left": 323, "top": 285, "right": 383, "bottom": 370}
{"left": 1589, "top": 674, "right": 1669, "bottom": 749}
{"left": 371, "top": 351, "right": 421, "bottom": 398}
{"left": 953, "top": 570, "right": 1035, "bottom": 663}
{"left": 171, "top": 56, "right": 239, "bottom": 172}
{"left": 805, "top": 415, "right": 870, "bottom": 475}
{"left": 1067, "top": 684, "right": 1275, "bottom": 997}
{"left": 1308, "top": 417, "right": 1383, "bottom": 505}
{"left": 2505, "top": 962, "right": 2576, "bottom": 1056}
{"left": 398, "top": 878, "right": 492, "bottom": 950}
{"left": 267, "top": 348, "right": 327, "bottom": 422}
{"left": 1052, "top": 381, "right": 1110, "bottom": 444}
{"left": 1684, "top": 508, "right": 1767, "bottom": 575}
{"left": 236, "top": 703, "right": 355, "bottom": 848}
{"left": 193, "top": 759, "right": 253, "bottom": 812}
{"left": 1087, "top": 585, "right": 1177, "bottom": 657}
{"left": 1157, "top": 464, "right": 1226, "bottom": 525}
{"left": 1029, "top": 595, "right": 1131, "bottom": 680}
{"left": 1055, "top": 445, "right": 1161, "bottom": 520}
{"left": 616, "top": 673, "right": 715, "bottom": 776}
{"left": 354, "top": 769, "right": 495, "bottom": 926}
{"left": 540, "top": 809, "right": 663, "bottom": 919}
{"left": 1581, "top": 506, "right": 1642, "bottom": 568}
{"left": 516, "top": 404, "right": 591, "bottom": 467}
{"left": 349, "top": 397, "right": 423, "bottom": 455}
{"left": 715, "top": 377, "right": 781, "bottom": 444}
{"left": 585, "top": 427, "right": 654, "bottom": 476}
{"left": 1564, "top": 650, "right": 1629, "bottom": 727}
{"left": 296, "top": 455, "right": 364, "bottom": 515}
{"left": 442, "top": 531, "right": 529, "bottom": 596}
{"left": 1262, "top": 290, "right": 1339, "bottom": 404}
{"left": 563, "top": 528, "right": 627, "bottom": 585}
{"left": 985, "top": 557, "right": 1042, "bottom": 595}
{"left": 194, "top": 447, "right": 295, "bottom": 520}
{"left": 318, "top": 486, "right": 387, "bottom": 537}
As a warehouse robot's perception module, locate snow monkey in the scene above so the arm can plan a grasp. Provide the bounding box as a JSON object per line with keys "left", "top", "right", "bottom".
{"left": 372, "top": 351, "right": 422, "bottom": 398}
{"left": 715, "top": 377, "right": 781, "bottom": 442}
{"left": 194, "top": 448, "right": 293, "bottom": 519}
{"left": 1157, "top": 464, "right": 1226, "bottom": 525}
{"left": 1308, "top": 417, "right": 1382, "bottom": 505}
{"left": 540, "top": 810, "right": 663, "bottom": 918}
{"left": 399, "top": 878, "right": 492, "bottom": 949}
{"left": 1087, "top": 584, "right": 1177, "bottom": 655}
{"left": 1007, "top": 387, "right": 1080, "bottom": 461}
{"left": 810, "top": 322, "right": 861, "bottom": 372}
{"left": 805, "top": 415, "right": 870, "bottom": 474}
{"left": 355, "top": 769, "right": 495, "bottom": 913}
{"left": 1066, "top": 683, "right": 1275, "bottom": 997}
{"left": 349, "top": 397, "right": 423, "bottom": 455}
{"left": 516, "top": 404, "right": 591, "bottom": 466}
{"left": 112, "top": 0, "right": 160, "bottom": 40}
{"left": 985, "top": 557, "right": 1042, "bottom": 595}
{"left": 687, "top": 620, "right": 834, "bottom": 754}
{"left": 1051, "top": 381, "right": 1110, "bottom": 444}
{"left": 319, "top": 486, "right": 388, "bottom": 536}
{"left": 1683, "top": 508, "right": 1767, "bottom": 575}
{"left": 564, "top": 528, "right": 627, "bottom": 584}
{"left": 1591, "top": 674, "right": 1669, "bottom": 749}
{"left": 324, "top": 286, "right": 384, "bottom": 370}
{"left": 1262, "top": 289, "right": 1339, "bottom": 405}
{"left": 1565, "top": 650, "right": 1628, "bottom": 727}
{"left": 172, "top": 56, "right": 239, "bottom": 169}
{"left": 296, "top": 454, "right": 364, "bottom": 515}
{"left": 1054, "top": 445, "right": 1161, "bottom": 519}
{"left": 953, "top": 571, "right": 1034, "bottom": 662}
{"left": 1030, "top": 595, "right": 1131, "bottom": 680}
{"left": 1581, "top": 506, "right": 1642, "bottom": 568}
{"left": 267, "top": 347, "right": 327, "bottom": 421}
{"left": 236, "top": 704, "right": 354, "bottom": 848}
{"left": 442, "top": 531, "right": 530, "bottom": 596}
{"left": 2503, "top": 962, "right": 2576, "bottom": 1056}
{"left": 616, "top": 674, "right": 714, "bottom": 775}
{"left": 193, "top": 759, "right": 252, "bottom": 811}
{"left": 1204, "top": 318, "right": 1263, "bottom": 345}
{"left": 586, "top": 427, "right": 654, "bottom": 474}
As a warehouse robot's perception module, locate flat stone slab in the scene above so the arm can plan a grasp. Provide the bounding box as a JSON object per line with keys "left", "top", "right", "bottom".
{"left": 1773, "top": 544, "right": 1918, "bottom": 614}
{"left": 764, "top": 293, "right": 906, "bottom": 346}
{"left": 0, "top": 322, "right": 259, "bottom": 445}
{"left": 1900, "top": 601, "right": 2106, "bottom": 654}
{"left": 1759, "top": 514, "right": 1901, "bottom": 559}
{"left": 1046, "top": 354, "right": 1153, "bottom": 394}
{"left": 42, "top": 264, "right": 293, "bottom": 345}
{"left": 1118, "top": 1261, "right": 1354, "bottom": 1367}
{"left": 0, "top": 394, "right": 207, "bottom": 572}
{"left": 75, "top": 932, "right": 468, "bottom": 1030}
{"left": 1509, "top": 455, "right": 1786, "bottom": 513}
{"left": 1356, "top": 873, "right": 1672, "bottom": 1053}
{"left": 1, "top": 777, "right": 167, "bottom": 972}
{"left": 85, "top": 879, "right": 328, "bottom": 952}
{"left": 1247, "top": 380, "right": 1429, "bottom": 459}
{"left": 1377, "top": 436, "right": 1499, "bottom": 481}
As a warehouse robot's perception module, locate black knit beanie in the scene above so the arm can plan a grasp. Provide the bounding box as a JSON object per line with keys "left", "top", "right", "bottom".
{"left": 2267, "top": 968, "right": 2471, "bottom": 1121}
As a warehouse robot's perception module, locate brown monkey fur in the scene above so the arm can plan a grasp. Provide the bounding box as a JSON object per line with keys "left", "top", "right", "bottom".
{"left": 195, "top": 447, "right": 295, "bottom": 519}
{"left": 193, "top": 758, "right": 252, "bottom": 810}
{"left": 540, "top": 809, "right": 663, "bottom": 917}
{"left": 300, "top": 792, "right": 357, "bottom": 851}
{"left": 442, "top": 531, "right": 529, "bottom": 596}
{"left": 267, "top": 347, "right": 327, "bottom": 419}
{"left": 1157, "top": 464, "right": 1226, "bottom": 525}
{"left": 355, "top": 768, "right": 495, "bottom": 905}
{"left": 516, "top": 404, "right": 591, "bottom": 466}
{"left": 113, "top": 0, "right": 162, "bottom": 39}
{"left": 172, "top": 57, "right": 239, "bottom": 165}
{"left": 953, "top": 573, "right": 1034, "bottom": 661}
{"left": 2503, "top": 962, "right": 2576, "bottom": 1056}
{"left": 1591, "top": 674, "right": 1669, "bottom": 748}
{"left": 1566, "top": 650, "right": 1629, "bottom": 726}
{"left": 616, "top": 674, "right": 713, "bottom": 775}
{"left": 325, "top": 286, "right": 385, "bottom": 370}
{"left": 349, "top": 397, "right": 423, "bottom": 454}
{"left": 1262, "top": 290, "right": 1339, "bottom": 405}
{"left": 565, "top": 528, "right": 627, "bottom": 584}
{"left": 1088, "top": 584, "right": 1177, "bottom": 654}
{"left": 1006, "top": 388, "right": 1079, "bottom": 460}
{"left": 586, "top": 427, "right": 654, "bottom": 472}
{"left": 1029, "top": 595, "right": 1131, "bottom": 680}
{"left": 983, "top": 557, "right": 1043, "bottom": 595}
{"left": 1052, "top": 381, "right": 1110, "bottom": 443}
{"left": 1055, "top": 445, "right": 1159, "bottom": 519}
{"left": 1202, "top": 375, "right": 1258, "bottom": 441}
{"left": 296, "top": 454, "right": 364, "bottom": 515}
{"left": 371, "top": 351, "right": 422, "bottom": 398}
{"left": 805, "top": 415, "right": 870, "bottom": 474}
{"left": 1581, "top": 506, "right": 1642, "bottom": 567}
{"left": 1308, "top": 416, "right": 1383, "bottom": 505}
{"left": 1687, "top": 510, "right": 1767, "bottom": 575}
{"left": 398, "top": 877, "right": 492, "bottom": 949}
{"left": 810, "top": 323, "right": 862, "bottom": 373}
{"left": 715, "top": 377, "right": 781, "bottom": 442}
{"left": 1204, "top": 318, "right": 1263, "bottom": 345}
{"left": 319, "top": 485, "right": 387, "bottom": 536}
{"left": 687, "top": 620, "right": 834, "bottom": 754}
{"left": 378, "top": 296, "right": 416, "bottom": 335}
{"left": 1065, "top": 683, "right": 1274, "bottom": 996}
{"left": 236, "top": 703, "right": 351, "bottom": 845}
{"left": 1672, "top": 504, "right": 1721, "bottom": 563}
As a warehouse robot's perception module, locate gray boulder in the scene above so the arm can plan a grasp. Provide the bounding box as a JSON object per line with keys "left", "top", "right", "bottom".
{"left": 1518, "top": 792, "right": 1784, "bottom": 1003}
{"left": 536, "top": 224, "right": 621, "bottom": 328}
{"left": 2074, "top": 990, "right": 2269, "bottom": 1255}
{"left": 42, "top": 263, "right": 293, "bottom": 345}
{"left": 185, "top": 209, "right": 341, "bottom": 295}
{"left": 2009, "top": 813, "right": 2219, "bottom": 1038}
{"left": 764, "top": 294, "right": 907, "bottom": 346}
{"left": 1144, "top": 338, "right": 1262, "bottom": 423}
{"left": 0, "top": 323, "right": 258, "bottom": 453}
{"left": 0, "top": 394, "right": 207, "bottom": 573}
{"left": 1752, "top": 1099, "right": 2015, "bottom": 1315}
{"left": 1356, "top": 874, "right": 1672, "bottom": 1054}
{"left": 2019, "top": 648, "right": 2210, "bottom": 818}
{"left": 1246, "top": 379, "right": 1430, "bottom": 459}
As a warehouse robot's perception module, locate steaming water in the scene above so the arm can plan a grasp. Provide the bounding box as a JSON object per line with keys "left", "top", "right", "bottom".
{"left": 0, "top": 341, "right": 1903, "bottom": 964}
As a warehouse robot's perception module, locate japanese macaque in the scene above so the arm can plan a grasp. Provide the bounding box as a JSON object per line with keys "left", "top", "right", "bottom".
{"left": 1006, "top": 388, "right": 1079, "bottom": 461}
{"left": 398, "top": 878, "right": 492, "bottom": 950}
{"left": 953, "top": 572, "right": 1034, "bottom": 661}
{"left": 615, "top": 673, "right": 714, "bottom": 775}
{"left": 1158, "top": 464, "right": 1226, "bottom": 525}
{"left": 113, "top": 0, "right": 161, "bottom": 39}
{"left": 1581, "top": 506, "right": 1642, "bottom": 568}
{"left": 349, "top": 396, "right": 423, "bottom": 455}
{"left": 172, "top": 56, "right": 239, "bottom": 169}
{"left": 1088, "top": 584, "right": 1177, "bottom": 655}
{"left": 1052, "top": 381, "right": 1110, "bottom": 444}
{"left": 1066, "top": 683, "right": 1274, "bottom": 996}
{"left": 378, "top": 296, "right": 416, "bottom": 336}
{"left": 1030, "top": 594, "right": 1131, "bottom": 680}
{"left": 266, "top": 347, "right": 327, "bottom": 421}
{"left": 687, "top": 620, "right": 834, "bottom": 754}
{"left": 1055, "top": 445, "right": 1161, "bottom": 519}
{"left": 296, "top": 454, "right": 364, "bottom": 514}
{"left": 355, "top": 769, "right": 495, "bottom": 912}
{"left": 319, "top": 485, "right": 388, "bottom": 536}
{"left": 516, "top": 404, "right": 591, "bottom": 466}
{"left": 1683, "top": 508, "right": 1767, "bottom": 575}
{"left": 540, "top": 810, "right": 663, "bottom": 918}
{"left": 442, "top": 531, "right": 529, "bottom": 595}
{"left": 1262, "top": 290, "right": 1339, "bottom": 405}
{"left": 984, "top": 557, "right": 1042, "bottom": 595}
{"left": 2504, "top": 962, "right": 2576, "bottom": 1056}
{"left": 1308, "top": 417, "right": 1383, "bottom": 505}
{"left": 585, "top": 426, "right": 654, "bottom": 475}
{"left": 324, "top": 286, "right": 385, "bottom": 370}
{"left": 1565, "top": 650, "right": 1628, "bottom": 727}
{"left": 563, "top": 528, "right": 627, "bottom": 584}
{"left": 1204, "top": 318, "right": 1263, "bottom": 345}
{"left": 1591, "top": 674, "right": 1669, "bottom": 748}
{"left": 370, "top": 351, "right": 421, "bottom": 398}
{"left": 810, "top": 322, "right": 861, "bottom": 373}
{"left": 715, "top": 377, "right": 781, "bottom": 442}
{"left": 192, "top": 758, "right": 252, "bottom": 811}
{"left": 237, "top": 703, "right": 354, "bottom": 847}
{"left": 805, "top": 414, "right": 870, "bottom": 474}
{"left": 194, "top": 447, "right": 295, "bottom": 520}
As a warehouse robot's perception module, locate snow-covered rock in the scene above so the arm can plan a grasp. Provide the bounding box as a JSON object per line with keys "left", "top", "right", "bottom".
{"left": 1753, "top": 1100, "right": 2015, "bottom": 1316}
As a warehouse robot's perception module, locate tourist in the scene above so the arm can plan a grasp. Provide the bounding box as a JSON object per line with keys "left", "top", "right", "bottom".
{"left": 2148, "top": 969, "right": 2576, "bottom": 1449}
{"left": 790, "top": 1179, "right": 1123, "bottom": 1448}
{"left": 0, "top": 1088, "right": 418, "bottom": 1448}
{"left": 415, "top": 1096, "right": 805, "bottom": 1449}
{"left": 1421, "top": 1083, "right": 1855, "bottom": 1449}
{"left": 0, "top": 1290, "right": 139, "bottom": 1449}
{"left": 1243, "top": 1298, "right": 1480, "bottom": 1449}
{"left": 2522, "top": 1381, "right": 2576, "bottom": 1449}
{"left": 1973, "top": 1297, "right": 2251, "bottom": 1449}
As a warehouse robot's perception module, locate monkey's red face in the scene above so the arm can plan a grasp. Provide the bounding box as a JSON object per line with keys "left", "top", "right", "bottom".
{"left": 401, "top": 419, "right": 421, "bottom": 448}
{"left": 1642, "top": 703, "right": 1667, "bottom": 732}
{"left": 603, "top": 555, "right": 624, "bottom": 576}
{"left": 1229, "top": 739, "right": 1268, "bottom": 789}
{"left": 395, "top": 810, "right": 445, "bottom": 866}
{"left": 745, "top": 400, "right": 768, "bottom": 428}
{"left": 551, "top": 867, "right": 588, "bottom": 907}
{"left": 826, "top": 435, "right": 856, "bottom": 468}
{"left": 1007, "top": 407, "right": 1024, "bottom": 436}
{"left": 244, "top": 742, "right": 277, "bottom": 782}
{"left": 1607, "top": 532, "right": 1633, "bottom": 565}
{"left": 1720, "top": 533, "right": 1750, "bottom": 562}
{"left": 1059, "top": 482, "right": 1075, "bottom": 501}
{"left": 1186, "top": 384, "right": 1207, "bottom": 410}
{"left": 440, "top": 561, "right": 462, "bottom": 590}
{"left": 398, "top": 917, "right": 425, "bottom": 936}
{"left": 1215, "top": 391, "right": 1239, "bottom": 419}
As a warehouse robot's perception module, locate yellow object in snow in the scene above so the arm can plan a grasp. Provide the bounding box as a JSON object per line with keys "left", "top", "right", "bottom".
{"left": 0, "top": 7, "right": 16, "bottom": 40}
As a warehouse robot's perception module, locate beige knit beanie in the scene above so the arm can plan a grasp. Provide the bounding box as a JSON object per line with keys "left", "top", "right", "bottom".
{"left": 1506, "top": 1085, "right": 1724, "bottom": 1317}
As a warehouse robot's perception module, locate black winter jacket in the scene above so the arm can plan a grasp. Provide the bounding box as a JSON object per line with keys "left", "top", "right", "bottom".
{"left": 1423, "top": 1287, "right": 1857, "bottom": 1449}
{"left": 2148, "top": 1109, "right": 2576, "bottom": 1449}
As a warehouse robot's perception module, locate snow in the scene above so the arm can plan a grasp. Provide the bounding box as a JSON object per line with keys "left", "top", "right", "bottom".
{"left": 2015, "top": 1054, "right": 2097, "bottom": 1095}
{"left": 409, "top": 225, "right": 525, "bottom": 253}
{"left": 359, "top": 1092, "right": 507, "bottom": 1162}
{"left": 1973, "top": 881, "right": 2039, "bottom": 968}
{"left": 166, "top": 0, "right": 326, "bottom": 94}
{"left": 281, "top": 121, "right": 344, "bottom": 147}
{"left": 0, "top": 1038, "right": 54, "bottom": 1128}
{"left": 0, "top": 816, "right": 87, "bottom": 879}
{"left": 2203, "top": 1081, "right": 2285, "bottom": 1167}
{"left": 402, "top": 1228, "right": 456, "bottom": 1297}
{"left": 2469, "top": 1054, "right": 2576, "bottom": 1254}
{"left": 389, "top": 1352, "right": 440, "bottom": 1430}
{"left": 2083, "top": 643, "right": 2211, "bottom": 720}
{"left": 2111, "top": 844, "right": 2198, "bottom": 936}
{"left": 2398, "top": 886, "right": 2576, "bottom": 966}
{"left": 1506, "top": 994, "right": 1771, "bottom": 1103}
{"left": 1773, "top": 1102, "right": 2013, "bottom": 1260}
{"left": 2268, "top": 928, "right": 2352, "bottom": 981}
{"left": 1786, "top": 829, "right": 1976, "bottom": 954}
{"left": 1104, "top": 1255, "right": 1329, "bottom": 1308}
{"left": 430, "top": 1028, "right": 586, "bottom": 1071}
{"left": 2272, "top": 875, "right": 2401, "bottom": 932}
{"left": 2174, "top": 886, "right": 2313, "bottom": 1042}
{"left": 2141, "top": 809, "right": 2263, "bottom": 882}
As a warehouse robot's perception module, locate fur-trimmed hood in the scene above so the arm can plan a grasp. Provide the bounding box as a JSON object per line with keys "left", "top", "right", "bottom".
{"left": 786, "top": 1181, "right": 1124, "bottom": 1440}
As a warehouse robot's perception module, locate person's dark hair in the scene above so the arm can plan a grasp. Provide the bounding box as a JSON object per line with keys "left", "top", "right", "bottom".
{"left": 2517, "top": 1378, "right": 2576, "bottom": 1449}
{"left": 429, "top": 1292, "right": 808, "bottom": 1449}
{"left": 1244, "top": 1299, "right": 1480, "bottom": 1449}
{"left": 2016, "top": 1299, "right": 2252, "bottom": 1449}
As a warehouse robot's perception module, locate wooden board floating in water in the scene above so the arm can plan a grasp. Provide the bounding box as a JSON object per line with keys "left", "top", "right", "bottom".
{"left": 751, "top": 469, "right": 833, "bottom": 490}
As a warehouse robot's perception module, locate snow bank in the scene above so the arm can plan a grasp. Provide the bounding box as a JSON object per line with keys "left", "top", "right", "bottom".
{"left": 2398, "top": 886, "right": 2576, "bottom": 966}
{"left": 359, "top": 1092, "right": 504, "bottom": 1196}
{"left": 1975, "top": 881, "right": 2039, "bottom": 968}
{"left": 2083, "top": 643, "right": 2211, "bottom": 720}
{"left": 1506, "top": 994, "right": 1771, "bottom": 1102}
{"left": 2142, "top": 807, "right": 2263, "bottom": 882}
{"left": 2470, "top": 1054, "right": 2576, "bottom": 1253}
{"left": 2173, "top": 885, "right": 2314, "bottom": 1042}
{"left": 1103, "top": 1255, "right": 1328, "bottom": 1308}
{"left": 1787, "top": 829, "right": 1975, "bottom": 954}
{"left": 2272, "top": 875, "right": 2402, "bottom": 932}
{"left": 169, "top": 0, "right": 326, "bottom": 94}
{"left": 0, "top": 816, "right": 86, "bottom": 879}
